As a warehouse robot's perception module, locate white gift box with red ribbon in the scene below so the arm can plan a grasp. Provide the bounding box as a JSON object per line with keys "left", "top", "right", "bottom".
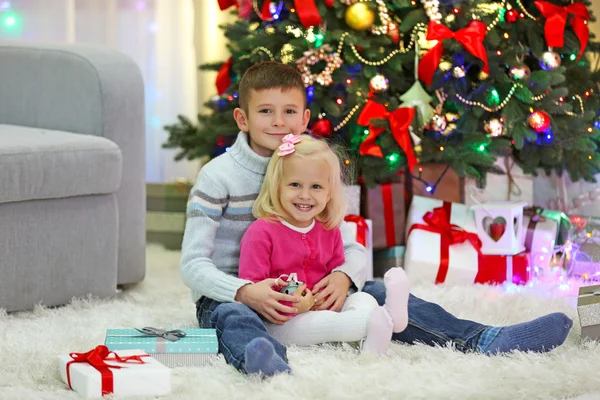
{"left": 344, "top": 216, "right": 373, "bottom": 282}
{"left": 404, "top": 196, "right": 480, "bottom": 284}
{"left": 58, "top": 346, "right": 171, "bottom": 398}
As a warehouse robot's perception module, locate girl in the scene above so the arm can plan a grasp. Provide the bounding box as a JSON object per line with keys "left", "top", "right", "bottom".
{"left": 238, "top": 133, "right": 410, "bottom": 354}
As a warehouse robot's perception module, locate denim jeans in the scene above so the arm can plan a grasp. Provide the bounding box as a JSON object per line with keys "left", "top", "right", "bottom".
{"left": 196, "top": 280, "right": 487, "bottom": 371}
{"left": 196, "top": 296, "right": 287, "bottom": 372}
{"left": 362, "top": 280, "right": 486, "bottom": 352}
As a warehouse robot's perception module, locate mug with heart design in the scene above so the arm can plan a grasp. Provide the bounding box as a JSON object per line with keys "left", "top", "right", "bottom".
{"left": 471, "top": 201, "right": 527, "bottom": 255}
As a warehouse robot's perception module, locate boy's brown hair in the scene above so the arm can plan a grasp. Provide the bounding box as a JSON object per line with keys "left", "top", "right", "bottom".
{"left": 237, "top": 61, "right": 306, "bottom": 113}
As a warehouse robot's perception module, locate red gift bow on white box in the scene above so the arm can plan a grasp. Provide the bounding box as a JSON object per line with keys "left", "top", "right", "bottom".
{"left": 407, "top": 203, "right": 482, "bottom": 284}
{"left": 66, "top": 345, "right": 147, "bottom": 396}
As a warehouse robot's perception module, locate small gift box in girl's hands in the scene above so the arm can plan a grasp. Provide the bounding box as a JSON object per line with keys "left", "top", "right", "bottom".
{"left": 58, "top": 345, "right": 171, "bottom": 398}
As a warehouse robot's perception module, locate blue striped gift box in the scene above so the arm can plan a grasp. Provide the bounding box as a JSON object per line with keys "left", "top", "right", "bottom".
{"left": 105, "top": 328, "right": 220, "bottom": 368}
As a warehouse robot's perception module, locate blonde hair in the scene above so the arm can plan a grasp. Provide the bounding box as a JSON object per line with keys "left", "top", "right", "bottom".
{"left": 238, "top": 61, "right": 306, "bottom": 114}
{"left": 253, "top": 134, "right": 347, "bottom": 230}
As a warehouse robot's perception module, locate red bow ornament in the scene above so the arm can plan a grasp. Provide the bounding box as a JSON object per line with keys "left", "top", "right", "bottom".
{"left": 534, "top": 1, "right": 590, "bottom": 61}
{"left": 357, "top": 100, "right": 417, "bottom": 173}
{"left": 418, "top": 21, "right": 489, "bottom": 86}
{"left": 408, "top": 205, "right": 482, "bottom": 284}
{"left": 66, "top": 345, "right": 146, "bottom": 396}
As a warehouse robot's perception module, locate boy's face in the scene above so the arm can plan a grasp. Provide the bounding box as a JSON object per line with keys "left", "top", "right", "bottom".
{"left": 233, "top": 87, "right": 310, "bottom": 157}
{"left": 278, "top": 155, "right": 330, "bottom": 228}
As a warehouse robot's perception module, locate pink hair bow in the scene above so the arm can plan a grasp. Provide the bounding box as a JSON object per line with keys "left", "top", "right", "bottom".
{"left": 277, "top": 134, "right": 302, "bottom": 156}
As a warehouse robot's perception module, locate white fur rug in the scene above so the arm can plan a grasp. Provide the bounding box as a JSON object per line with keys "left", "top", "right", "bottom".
{"left": 1, "top": 245, "right": 599, "bottom": 400}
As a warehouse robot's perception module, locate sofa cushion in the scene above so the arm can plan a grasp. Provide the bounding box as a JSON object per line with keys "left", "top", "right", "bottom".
{"left": 0, "top": 124, "right": 122, "bottom": 204}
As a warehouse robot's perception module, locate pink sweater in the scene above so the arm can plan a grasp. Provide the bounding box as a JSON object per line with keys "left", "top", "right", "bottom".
{"left": 238, "top": 219, "right": 345, "bottom": 290}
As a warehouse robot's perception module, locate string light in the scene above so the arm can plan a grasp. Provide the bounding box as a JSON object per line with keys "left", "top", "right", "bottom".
{"left": 335, "top": 25, "right": 424, "bottom": 67}
{"left": 333, "top": 101, "right": 365, "bottom": 132}
{"left": 239, "top": 47, "right": 275, "bottom": 61}
{"left": 515, "top": 0, "right": 537, "bottom": 20}
{"left": 447, "top": 83, "right": 548, "bottom": 112}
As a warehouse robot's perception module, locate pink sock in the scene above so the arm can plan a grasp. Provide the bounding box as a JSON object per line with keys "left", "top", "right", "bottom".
{"left": 362, "top": 306, "right": 393, "bottom": 355}
{"left": 383, "top": 267, "right": 410, "bottom": 333}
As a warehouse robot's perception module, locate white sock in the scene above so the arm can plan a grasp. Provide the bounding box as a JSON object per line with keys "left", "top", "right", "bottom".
{"left": 361, "top": 306, "right": 393, "bottom": 355}
{"left": 383, "top": 267, "right": 410, "bottom": 333}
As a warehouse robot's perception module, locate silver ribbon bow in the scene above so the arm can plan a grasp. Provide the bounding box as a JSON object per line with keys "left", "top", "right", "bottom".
{"left": 134, "top": 327, "right": 187, "bottom": 342}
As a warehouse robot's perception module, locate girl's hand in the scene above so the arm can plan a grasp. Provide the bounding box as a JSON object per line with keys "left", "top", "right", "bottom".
{"left": 311, "top": 271, "right": 351, "bottom": 312}
{"left": 235, "top": 277, "right": 301, "bottom": 324}
{"left": 295, "top": 284, "right": 315, "bottom": 314}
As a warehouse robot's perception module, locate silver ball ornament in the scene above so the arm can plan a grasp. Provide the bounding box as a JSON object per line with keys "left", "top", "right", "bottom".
{"left": 430, "top": 114, "right": 447, "bottom": 132}
{"left": 452, "top": 66, "right": 466, "bottom": 78}
{"left": 509, "top": 65, "right": 531, "bottom": 80}
{"left": 369, "top": 74, "right": 389, "bottom": 92}
{"left": 484, "top": 118, "right": 505, "bottom": 137}
{"left": 539, "top": 51, "right": 561, "bottom": 71}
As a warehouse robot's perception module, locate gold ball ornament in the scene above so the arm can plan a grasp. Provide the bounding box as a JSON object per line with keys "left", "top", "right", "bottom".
{"left": 369, "top": 74, "right": 389, "bottom": 92}
{"left": 539, "top": 51, "right": 561, "bottom": 71}
{"left": 484, "top": 118, "right": 505, "bottom": 137}
{"left": 345, "top": 3, "right": 375, "bottom": 31}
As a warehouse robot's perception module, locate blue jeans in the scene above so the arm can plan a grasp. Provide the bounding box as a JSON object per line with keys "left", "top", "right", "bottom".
{"left": 362, "top": 280, "right": 486, "bottom": 352}
{"left": 196, "top": 280, "right": 487, "bottom": 371}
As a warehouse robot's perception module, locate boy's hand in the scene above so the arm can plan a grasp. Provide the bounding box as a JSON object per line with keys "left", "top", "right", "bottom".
{"left": 311, "top": 271, "right": 352, "bottom": 312}
{"left": 235, "top": 277, "right": 301, "bottom": 325}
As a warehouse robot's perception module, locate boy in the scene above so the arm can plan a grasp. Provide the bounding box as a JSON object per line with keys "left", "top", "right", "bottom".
{"left": 181, "top": 61, "right": 572, "bottom": 376}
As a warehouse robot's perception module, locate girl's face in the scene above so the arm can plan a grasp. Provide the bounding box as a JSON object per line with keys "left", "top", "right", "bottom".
{"left": 278, "top": 155, "right": 331, "bottom": 228}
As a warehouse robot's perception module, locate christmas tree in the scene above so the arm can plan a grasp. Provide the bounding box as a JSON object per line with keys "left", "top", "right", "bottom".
{"left": 164, "top": 0, "right": 600, "bottom": 189}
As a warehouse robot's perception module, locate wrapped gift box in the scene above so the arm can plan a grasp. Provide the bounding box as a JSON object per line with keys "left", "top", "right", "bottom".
{"left": 146, "top": 181, "right": 192, "bottom": 250}
{"left": 373, "top": 246, "right": 405, "bottom": 278}
{"left": 410, "top": 163, "right": 464, "bottom": 203}
{"left": 105, "top": 328, "right": 219, "bottom": 368}
{"left": 577, "top": 285, "right": 600, "bottom": 341}
{"left": 59, "top": 347, "right": 171, "bottom": 398}
{"left": 361, "top": 181, "right": 407, "bottom": 249}
{"left": 404, "top": 196, "right": 478, "bottom": 284}
{"left": 344, "top": 216, "right": 373, "bottom": 281}
{"left": 345, "top": 185, "right": 361, "bottom": 216}
{"left": 565, "top": 216, "right": 600, "bottom": 279}
{"left": 404, "top": 196, "right": 531, "bottom": 285}
{"left": 476, "top": 253, "right": 531, "bottom": 285}
{"left": 464, "top": 157, "right": 533, "bottom": 206}
{"left": 523, "top": 207, "right": 558, "bottom": 268}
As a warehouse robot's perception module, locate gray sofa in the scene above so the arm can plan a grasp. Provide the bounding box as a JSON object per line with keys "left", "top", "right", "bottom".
{"left": 0, "top": 40, "right": 146, "bottom": 312}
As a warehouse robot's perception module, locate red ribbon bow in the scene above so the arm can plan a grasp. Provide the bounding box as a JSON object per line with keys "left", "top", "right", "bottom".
{"left": 218, "top": 0, "right": 237, "bottom": 10}
{"left": 357, "top": 100, "right": 417, "bottom": 173}
{"left": 408, "top": 203, "right": 482, "bottom": 284}
{"left": 293, "top": 0, "right": 323, "bottom": 28}
{"left": 418, "top": 21, "right": 489, "bottom": 86}
{"left": 216, "top": 58, "right": 232, "bottom": 95}
{"left": 344, "top": 215, "right": 369, "bottom": 247}
{"left": 66, "top": 345, "right": 146, "bottom": 396}
{"left": 534, "top": 1, "right": 589, "bottom": 61}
